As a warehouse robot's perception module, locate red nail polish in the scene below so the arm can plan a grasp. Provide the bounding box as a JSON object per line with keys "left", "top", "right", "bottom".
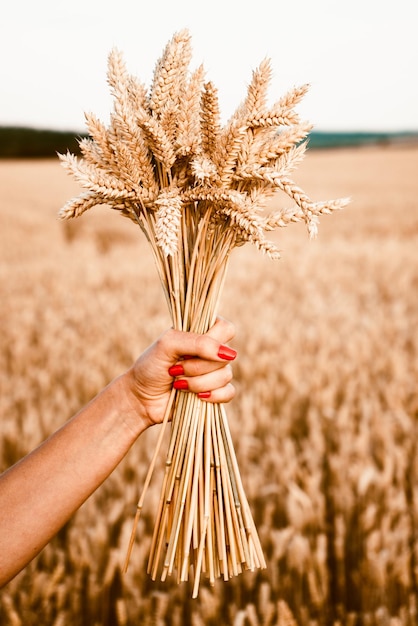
{"left": 217, "top": 345, "right": 237, "bottom": 361}
{"left": 198, "top": 391, "right": 211, "bottom": 399}
{"left": 173, "top": 379, "right": 188, "bottom": 390}
{"left": 169, "top": 364, "right": 184, "bottom": 377}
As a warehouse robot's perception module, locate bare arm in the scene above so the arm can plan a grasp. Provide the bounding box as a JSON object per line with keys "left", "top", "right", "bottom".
{"left": 0, "top": 318, "right": 236, "bottom": 587}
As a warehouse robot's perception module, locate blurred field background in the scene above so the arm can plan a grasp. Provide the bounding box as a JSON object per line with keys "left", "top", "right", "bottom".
{"left": 1, "top": 143, "right": 418, "bottom": 625}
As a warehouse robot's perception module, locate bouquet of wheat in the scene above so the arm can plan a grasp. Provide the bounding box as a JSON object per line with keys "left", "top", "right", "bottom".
{"left": 59, "top": 30, "right": 348, "bottom": 596}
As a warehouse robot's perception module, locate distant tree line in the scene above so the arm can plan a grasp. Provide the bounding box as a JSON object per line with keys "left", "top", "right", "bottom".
{"left": 0, "top": 126, "right": 417, "bottom": 158}
{"left": 308, "top": 130, "right": 418, "bottom": 149}
{"left": 0, "top": 127, "right": 86, "bottom": 158}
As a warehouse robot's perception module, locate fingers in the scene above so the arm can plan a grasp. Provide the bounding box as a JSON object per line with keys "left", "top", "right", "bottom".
{"left": 198, "top": 383, "right": 236, "bottom": 404}
{"left": 161, "top": 318, "right": 236, "bottom": 364}
{"left": 170, "top": 359, "right": 236, "bottom": 403}
{"left": 163, "top": 318, "right": 237, "bottom": 404}
{"left": 173, "top": 363, "right": 233, "bottom": 392}
{"left": 169, "top": 355, "right": 230, "bottom": 379}
{"left": 206, "top": 317, "right": 236, "bottom": 345}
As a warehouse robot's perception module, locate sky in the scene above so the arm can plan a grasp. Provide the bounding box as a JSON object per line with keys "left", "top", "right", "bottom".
{"left": 1, "top": 0, "right": 417, "bottom": 133}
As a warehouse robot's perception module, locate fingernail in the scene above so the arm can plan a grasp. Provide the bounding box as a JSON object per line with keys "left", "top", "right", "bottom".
{"left": 198, "top": 391, "right": 211, "bottom": 399}
{"left": 173, "top": 379, "right": 188, "bottom": 390}
{"left": 217, "top": 345, "right": 237, "bottom": 361}
{"left": 168, "top": 364, "right": 184, "bottom": 377}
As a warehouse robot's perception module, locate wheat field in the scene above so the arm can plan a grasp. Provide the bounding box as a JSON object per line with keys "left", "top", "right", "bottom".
{"left": 0, "top": 144, "right": 417, "bottom": 625}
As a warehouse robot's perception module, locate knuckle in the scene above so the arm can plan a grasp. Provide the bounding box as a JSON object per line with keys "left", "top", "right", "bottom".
{"left": 159, "top": 327, "right": 176, "bottom": 347}
{"left": 155, "top": 333, "right": 168, "bottom": 353}
{"left": 223, "top": 364, "right": 233, "bottom": 384}
{"left": 227, "top": 384, "right": 236, "bottom": 400}
{"left": 219, "top": 317, "right": 235, "bottom": 341}
{"left": 194, "top": 334, "right": 207, "bottom": 356}
{"left": 217, "top": 383, "right": 235, "bottom": 403}
{"left": 227, "top": 320, "right": 236, "bottom": 339}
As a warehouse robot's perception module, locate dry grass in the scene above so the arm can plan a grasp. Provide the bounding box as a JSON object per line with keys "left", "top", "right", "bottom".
{"left": 0, "top": 143, "right": 418, "bottom": 624}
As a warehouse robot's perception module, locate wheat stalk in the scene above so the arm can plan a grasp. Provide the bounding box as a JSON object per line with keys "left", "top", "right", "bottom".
{"left": 58, "top": 29, "right": 348, "bottom": 596}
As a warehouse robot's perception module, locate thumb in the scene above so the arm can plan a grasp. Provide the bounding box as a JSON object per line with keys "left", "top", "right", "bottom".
{"left": 162, "top": 320, "right": 236, "bottom": 364}
{"left": 206, "top": 317, "right": 236, "bottom": 345}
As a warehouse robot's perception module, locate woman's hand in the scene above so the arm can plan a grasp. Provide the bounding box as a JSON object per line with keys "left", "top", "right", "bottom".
{"left": 0, "top": 318, "right": 237, "bottom": 586}
{"left": 121, "top": 317, "right": 236, "bottom": 430}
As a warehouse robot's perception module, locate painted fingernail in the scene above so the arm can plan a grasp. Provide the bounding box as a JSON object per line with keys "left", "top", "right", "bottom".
{"left": 198, "top": 391, "right": 211, "bottom": 399}
{"left": 173, "top": 379, "right": 189, "bottom": 390}
{"left": 168, "top": 364, "right": 184, "bottom": 377}
{"left": 217, "top": 345, "right": 237, "bottom": 361}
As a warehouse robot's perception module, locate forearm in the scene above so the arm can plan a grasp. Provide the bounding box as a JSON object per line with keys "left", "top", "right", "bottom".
{"left": 0, "top": 319, "right": 236, "bottom": 587}
{"left": 0, "top": 373, "right": 146, "bottom": 586}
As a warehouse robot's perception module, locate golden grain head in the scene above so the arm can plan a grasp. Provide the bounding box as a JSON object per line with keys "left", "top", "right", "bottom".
{"left": 58, "top": 29, "right": 347, "bottom": 259}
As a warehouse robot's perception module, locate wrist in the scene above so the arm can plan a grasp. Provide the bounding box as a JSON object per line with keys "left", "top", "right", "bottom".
{"left": 111, "top": 370, "right": 151, "bottom": 438}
